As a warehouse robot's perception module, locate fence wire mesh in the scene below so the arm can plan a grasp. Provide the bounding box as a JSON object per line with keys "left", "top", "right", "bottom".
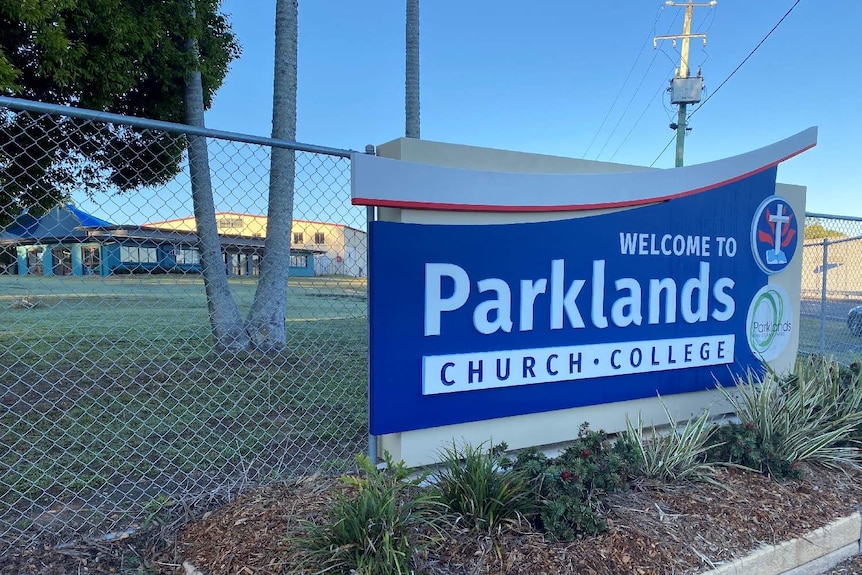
{"left": 0, "top": 100, "right": 367, "bottom": 550}
{"left": 800, "top": 214, "right": 862, "bottom": 364}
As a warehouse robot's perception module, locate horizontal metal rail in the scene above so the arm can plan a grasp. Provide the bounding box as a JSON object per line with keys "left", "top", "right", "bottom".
{"left": 0, "top": 95, "right": 354, "bottom": 158}
{"left": 806, "top": 212, "right": 862, "bottom": 223}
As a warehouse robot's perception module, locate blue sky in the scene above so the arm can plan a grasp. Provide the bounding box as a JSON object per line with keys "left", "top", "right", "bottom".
{"left": 203, "top": 1, "right": 857, "bottom": 217}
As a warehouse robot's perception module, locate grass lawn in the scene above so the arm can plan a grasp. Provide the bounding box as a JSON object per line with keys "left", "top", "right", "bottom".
{"left": 4, "top": 274, "right": 851, "bottom": 545}
{"left": 0, "top": 275, "right": 368, "bottom": 541}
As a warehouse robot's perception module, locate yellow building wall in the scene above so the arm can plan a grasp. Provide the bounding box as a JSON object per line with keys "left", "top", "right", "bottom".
{"left": 145, "top": 213, "right": 367, "bottom": 277}
{"left": 146, "top": 213, "right": 268, "bottom": 238}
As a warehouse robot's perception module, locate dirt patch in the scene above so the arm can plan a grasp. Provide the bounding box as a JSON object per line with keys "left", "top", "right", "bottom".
{"left": 6, "top": 463, "right": 862, "bottom": 575}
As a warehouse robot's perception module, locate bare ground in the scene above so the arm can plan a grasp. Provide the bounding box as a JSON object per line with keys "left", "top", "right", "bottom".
{"left": 5, "top": 463, "right": 862, "bottom": 575}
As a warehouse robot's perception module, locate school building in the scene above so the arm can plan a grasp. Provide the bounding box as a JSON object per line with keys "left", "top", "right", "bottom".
{"left": 0, "top": 205, "right": 366, "bottom": 278}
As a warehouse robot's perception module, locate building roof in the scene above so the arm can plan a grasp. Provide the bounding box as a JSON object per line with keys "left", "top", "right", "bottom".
{"left": 0, "top": 204, "right": 115, "bottom": 244}
{"left": 145, "top": 212, "right": 367, "bottom": 236}
{"left": 0, "top": 205, "right": 325, "bottom": 254}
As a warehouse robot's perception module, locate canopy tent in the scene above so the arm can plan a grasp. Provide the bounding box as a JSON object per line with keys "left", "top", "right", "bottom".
{"left": 0, "top": 204, "right": 114, "bottom": 244}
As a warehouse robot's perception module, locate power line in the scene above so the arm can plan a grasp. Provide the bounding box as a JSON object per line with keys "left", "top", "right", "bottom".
{"left": 694, "top": 7, "right": 717, "bottom": 69}
{"left": 650, "top": 134, "right": 676, "bottom": 167}
{"left": 594, "top": 50, "right": 662, "bottom": 159}
{"left": 608, "top": 78, "right": 671, "bottom": 161}
{"left": 649, "top": 0, "right": 804, "bottom": 167}
{"left": 689, "top": 0, "right": 802, "bottom": 121}
{"left": 582, "top": 5, "right": 665, "bottom": 158}
{"left": 593, "top": 8, "right": 684, "bottom": 160}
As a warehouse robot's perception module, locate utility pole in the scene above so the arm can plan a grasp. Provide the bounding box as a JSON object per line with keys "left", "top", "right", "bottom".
{"left": 655, "top": 0, "right": 716, "bottom": 167}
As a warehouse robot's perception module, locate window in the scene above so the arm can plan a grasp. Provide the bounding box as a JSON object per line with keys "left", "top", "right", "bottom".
{"left": 120, "top": 245, "right": 157, "bottom": 263}
{"left": 226, "top": 252, "right": 242, "bottom": 276}
{"left": 289, "top": 254, "right": 308, "bottom": 268}
{"left": 293, "top": 232, "right": 304, "bottom": 244}
{"left": 175, "top": 247, "right": 200, "bottom": 265}
{"left": 120, "top": 246, "right": 136, "bottom": 262}
{"left": 314, "top": 232, "right": 325, "bottom": 245}
{"left": 52, "top": 248, "right": 72, "bottom": 276}
{"left": 217, "top": 216, "right": 243, "bottom": 230}
{"left": 82, "top": 246, "right": 100, "bottom": 275}
{"left": 27, "top": 248, "right": 43, "bottom": 275}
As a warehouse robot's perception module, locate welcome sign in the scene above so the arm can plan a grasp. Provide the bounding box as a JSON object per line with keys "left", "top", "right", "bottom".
{"left": 353, "top": 129, "right": 816, "bottom": 436}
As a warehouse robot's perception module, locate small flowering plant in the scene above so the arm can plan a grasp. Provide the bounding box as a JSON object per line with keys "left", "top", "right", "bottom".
{"left": 510, "top": 423, "right": 639, "bottom": 540}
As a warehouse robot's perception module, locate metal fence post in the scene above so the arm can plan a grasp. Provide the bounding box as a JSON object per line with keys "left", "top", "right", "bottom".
{"left": 364, "top": 144, "right": 378, "bottom": 465}
{"left": 820, "top": 237, "right": 829, "bottom": 356}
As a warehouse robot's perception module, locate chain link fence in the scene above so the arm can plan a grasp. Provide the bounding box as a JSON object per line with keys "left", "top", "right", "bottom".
{"left": 0, "top": 97, "right": 367, "bottom": 550}
{"left": 7, "top": 94, "right": 862, "bottom": 554}
{"left": 800, "top": 213, "right": 862, "bottom": 364}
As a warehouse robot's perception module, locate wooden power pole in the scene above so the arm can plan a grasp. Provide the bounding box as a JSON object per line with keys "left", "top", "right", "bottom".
{"left": 655, "top": 0, "right": 716, "bottom": 167}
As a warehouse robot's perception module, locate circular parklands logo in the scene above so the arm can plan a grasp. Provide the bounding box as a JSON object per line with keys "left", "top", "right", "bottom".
{"left": 746, "top": 284, "right": 793, "bottom": 362}
{"left": 751, "top": 195, "right": 798, "bottom": 274}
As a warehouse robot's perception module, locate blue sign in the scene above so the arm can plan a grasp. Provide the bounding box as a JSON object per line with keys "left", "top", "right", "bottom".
{"left": 368, "top": 168, "right": 779, "bottom": 435}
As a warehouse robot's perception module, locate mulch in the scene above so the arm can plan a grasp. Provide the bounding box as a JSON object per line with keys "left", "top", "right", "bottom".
{"left": 4, "top": 464, "right": 862, "bottom": 575}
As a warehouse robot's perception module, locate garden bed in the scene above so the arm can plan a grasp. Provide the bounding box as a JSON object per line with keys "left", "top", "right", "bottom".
{"left": 6, "top": 358, "right": 862, "bottom": 574}
{"left": 3, "top": 455, "right": 862, "bottom": 574}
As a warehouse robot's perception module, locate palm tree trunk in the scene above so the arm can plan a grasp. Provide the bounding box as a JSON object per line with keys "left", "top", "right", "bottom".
{"left": 245, "top": 0, "right": 298, "bottom": 350}
{"left": 405, "top": 0, "right": 420, "bottom": 138}
{"left": 183, "top": 0, "right": 249, "bottom": 351}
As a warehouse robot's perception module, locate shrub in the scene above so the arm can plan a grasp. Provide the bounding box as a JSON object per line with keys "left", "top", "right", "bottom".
{"left": 714, "top": 363, "right": 862, "bottom": 479}
{"left": 624, "top": 402, "right": 718, "bottom": 483}
{"left": 707, "top": 421, "right": 801, "bottom": 479}
{"left": 511, "top": 423, "right": 639, "bottom": 540}
{"left": 294, "top": 452, "right": 443, "bottom": 575}
{"left": 431, "top": 441, "right": 535, "bottom": 534}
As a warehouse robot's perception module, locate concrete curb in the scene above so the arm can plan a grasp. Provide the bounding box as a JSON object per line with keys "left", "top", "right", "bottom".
{"left": 699, "top": 512, "right": 861, "bottom": 575}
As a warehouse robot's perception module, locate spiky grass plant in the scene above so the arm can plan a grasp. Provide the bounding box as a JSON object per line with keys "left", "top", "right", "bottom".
{"left": 716, "top": 363, "right": 862, "bottom": 476}
{"left": 294, "top": 452, "right": 443, "bottom": 575}
{"left": 625, "top": 402, "right": 718, "bottom": 483}
{"left": 792, "top": 355, "right": 862, "bottom": 425}
{"left": 431, "top": 441, "right": 535, "bottom": 534}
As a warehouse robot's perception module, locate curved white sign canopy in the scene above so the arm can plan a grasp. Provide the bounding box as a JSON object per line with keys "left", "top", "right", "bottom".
{"left": 351, "top": 127, "right": 817, "bottom": 212}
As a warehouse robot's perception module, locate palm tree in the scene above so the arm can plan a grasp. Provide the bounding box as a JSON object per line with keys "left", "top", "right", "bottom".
{"left": 245, "top": 0, "right": 299, "bottom": 350}
{"left": 405, "top": 0, "right": 420, "bottom": 138}
{"left": 183, "top": 0, "right": 299, "bottom": 351}
{"left": 183, "top": 0, "right": 249, "bottom": 351}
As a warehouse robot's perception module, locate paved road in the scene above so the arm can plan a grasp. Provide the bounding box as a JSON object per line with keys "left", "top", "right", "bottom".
{"left": 799, "top": 296, "right": 862, "bottom": 362}
{"left": 799, "top": 296, "right": 862, "bottom": 321}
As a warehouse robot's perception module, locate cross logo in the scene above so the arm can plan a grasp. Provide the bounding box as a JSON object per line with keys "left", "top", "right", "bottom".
{"left": 766, "top": 203, "right": 790, "bottom": 264}
{"left": 751, "top": 196, "right": 798, "bottom": 275}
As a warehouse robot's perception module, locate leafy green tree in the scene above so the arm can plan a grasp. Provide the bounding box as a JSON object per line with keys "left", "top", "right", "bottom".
{"left": 0, "top": 0, "right": 239, "bottom": 224}
{"left": 804, "top": 222, "right": 847, "bottom": 241}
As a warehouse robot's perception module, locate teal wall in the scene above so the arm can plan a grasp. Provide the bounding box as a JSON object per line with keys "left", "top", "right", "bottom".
{"left": 12, "top": 241, "right": 317, "bottom": 277}
{"left": 291, "top": 254, "right": 315, "bottom": 277}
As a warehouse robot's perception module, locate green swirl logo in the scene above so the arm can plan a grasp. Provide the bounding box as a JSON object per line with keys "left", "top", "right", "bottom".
{"left": 746, "top": 285, "right": 792, "bottom": 362}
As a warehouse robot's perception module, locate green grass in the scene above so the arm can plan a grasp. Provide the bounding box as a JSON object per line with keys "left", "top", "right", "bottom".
{"left": 3, "top": 276, "right": 846, "bottom": 541}
{"left": 0, "top": 275, "right": 368, "bottom": 531}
